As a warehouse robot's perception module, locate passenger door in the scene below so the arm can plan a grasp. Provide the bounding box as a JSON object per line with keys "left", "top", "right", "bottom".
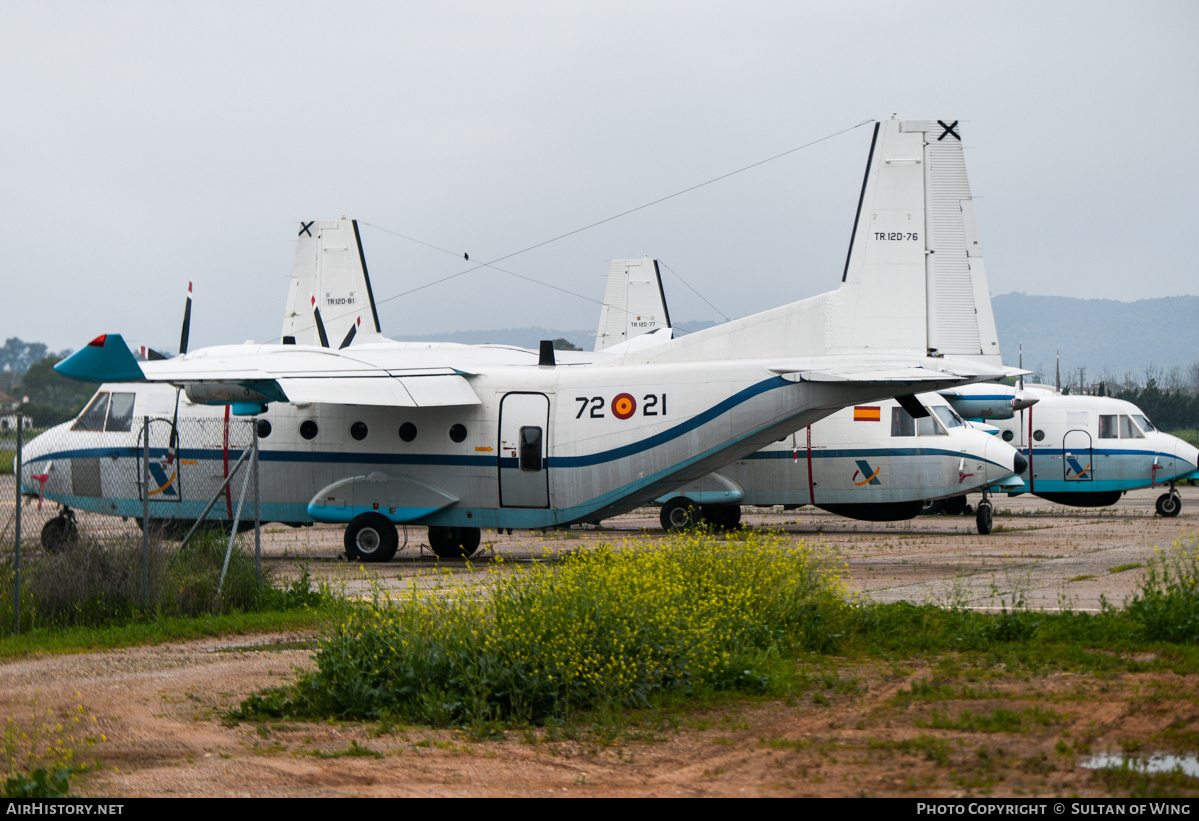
{"left": 498, "top": 392, "right": 550, "bottom": 508}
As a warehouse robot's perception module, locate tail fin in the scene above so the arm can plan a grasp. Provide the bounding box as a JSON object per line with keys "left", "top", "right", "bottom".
{"left": 838, "top": 118, "right": 1000, "bottom": 364}
{"left": 593, "top": 257, "right": 673, "bottom": 351}
{"left": 631, "top": 117, "right": 1002, "bottom": 372}
{"left": 281, "top": 218, "right": 383, "bottom": 347}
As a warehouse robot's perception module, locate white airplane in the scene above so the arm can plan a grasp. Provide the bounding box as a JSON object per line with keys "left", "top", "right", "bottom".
{"left": 594, "top": 259, "right": 1028, "bottom": 535}
{"left": 27, "top": 117, "right": 1007, "bottom": 560}
{"left": 940, "top": 382, "right": 1199, "bottom": 516}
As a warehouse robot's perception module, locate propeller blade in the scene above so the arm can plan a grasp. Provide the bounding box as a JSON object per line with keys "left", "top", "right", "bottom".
{"left": 179, "top": 281, "right": 193, "bottom": 355}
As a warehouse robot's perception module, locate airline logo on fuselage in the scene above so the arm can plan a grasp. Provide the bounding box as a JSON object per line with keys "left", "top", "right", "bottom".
{"left": 852, "top": 460, "right": 882, "bottom": 486}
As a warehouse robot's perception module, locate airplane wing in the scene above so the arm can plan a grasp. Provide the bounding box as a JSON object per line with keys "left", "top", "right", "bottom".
{"left": 767, "top": 362, "right": 987, "bottom": 385}
{"left": 55, "top": 333, "right": 481, "bottom": 408}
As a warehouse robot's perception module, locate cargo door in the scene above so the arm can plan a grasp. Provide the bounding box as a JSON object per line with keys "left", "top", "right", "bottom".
{"left": 498, "top": 392, "right": 549, "bottom": 508}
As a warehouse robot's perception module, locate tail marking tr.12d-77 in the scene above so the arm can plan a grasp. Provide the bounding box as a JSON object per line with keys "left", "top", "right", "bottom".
{"left": 45, "top": 118, "right": 1006, "bottom": 559}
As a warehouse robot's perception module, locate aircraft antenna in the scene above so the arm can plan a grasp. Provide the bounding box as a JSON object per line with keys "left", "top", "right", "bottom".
{"left": 362, "top": 119, "right": 873, "bottom": 311}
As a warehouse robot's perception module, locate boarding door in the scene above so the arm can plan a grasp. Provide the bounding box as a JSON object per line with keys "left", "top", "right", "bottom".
{"left": 498, "top": 392, "right": 550, "bottom": 508}
{"left": 1063, "top": 430, "right": 1093, "bottom": 483}
{"left": 136, "top": 417, "right": 185, "bottom": 503}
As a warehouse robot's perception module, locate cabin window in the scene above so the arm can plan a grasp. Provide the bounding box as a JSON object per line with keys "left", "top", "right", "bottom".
{"left": 1002, "top": 429, "right": 1014, "bottom": 442}
{"left": 399, "top": 422, "right": 417, "bottom": 442}
{"left": 890, "top": 407, "right": 915, "bottom": 437}
{"left": 300, "top": 420, "right": 318, "bottom": 440}
{"left": 1033, "top": 429, "right": 1045, "bottom": 442}
{"left": 72, "top": 392, "right": 110, "bottom": 432}
{"left": 932, "top": 406, "right": 964, "bottom": 429}
{"left": 106, "top": 393, "right": 135, "bottom": 432}
{"left": 449, "top": 424, "right": 467, "bottom": 443}
{"left": 350, "top": 422, "right": 368, "bottom": 441}
{"left": 519, "top": 426, "right": 543, "bottom": 472}
{"left": 1099, "top": 415, "right": 1118, "bottom": 439}
{"left": 256, "top": 419, "right": 272, "bottom": 439}
{"left": 1119, "top": 415, "right": 1143, "bottom": 439}
{"left": 1132, "top": 414, "right": 1156, "bottom": 432}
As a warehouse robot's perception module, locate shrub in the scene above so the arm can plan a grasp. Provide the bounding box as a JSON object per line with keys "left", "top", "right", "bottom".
{"left": 1125, "top": 534, "right": 1199, "bottom": 644}
{"left": 248, "top": 530, "right": 850, "bottom": 726}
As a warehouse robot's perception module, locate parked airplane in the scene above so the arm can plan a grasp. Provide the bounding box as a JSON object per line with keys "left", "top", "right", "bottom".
{"left": 17, "top": 223, "right": 716, "bottom": 552}
{"left": 940, "top": 383, "right": 1199, "bottom": 515}
{"left": 594, "top": 260, "right": 1027, "bottom": 535}
{"left": 27, "top": 117, "right": 1007, "bottom": 560}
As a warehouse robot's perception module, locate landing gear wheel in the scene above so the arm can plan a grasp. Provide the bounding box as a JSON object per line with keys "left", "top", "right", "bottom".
{"left": 41, "top": 513, "right": 79, "bottom": 553}
{"left": 920, "top": 499, "right": 945, "bottom": 516}
{"left": 1156, "top": 491, "right": 1182, "bottom": 518}
{"left": 426, "top": 526, "right": 482, "bottom": 558}
{"left": 660, "top": 497, "right": 701, "bottom": 532}
{"left": 344, "top": 513, "right": 399, "bottom": 562}
{"left": 975, "top": 501, "right": 994, "bottom": 535}
{"left": 701, "top": 504, "right": 742, "bottom": 531}
{"left": 943, "top": 495, "right": 970, "bottom": 516}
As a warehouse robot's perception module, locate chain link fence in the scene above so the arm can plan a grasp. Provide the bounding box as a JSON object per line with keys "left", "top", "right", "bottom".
{"left": 3, "top": 412, "right": 263, "bottom": 633}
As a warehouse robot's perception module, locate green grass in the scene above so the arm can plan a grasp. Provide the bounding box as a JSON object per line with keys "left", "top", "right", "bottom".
{"left": 234, "top": 531, "right": 1199, "bottom": 733}
{"left": 0, "top": 606, "right": 343, "bottom": 658}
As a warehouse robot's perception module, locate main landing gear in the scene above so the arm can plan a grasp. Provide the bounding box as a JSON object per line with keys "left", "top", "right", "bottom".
{"left": 343, "top": 515, "right": 483, "bottom": 561}
{"left": 1156, "top": 483, "right": 1182, "bottom": 518}
{"left": 659, "top": 498, "right": 741, "bottom": 532}
{"left": 41, "top": 507, "right": 79, "bottom": 553}
{"left": 344, "top": 513, "right": 399, "bottom": 562}
{"left": 426, "top": 526, "right": 482, "bottom": 559}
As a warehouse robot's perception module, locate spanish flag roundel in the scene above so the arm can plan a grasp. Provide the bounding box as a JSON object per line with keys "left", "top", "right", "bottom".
{"left": 612, "top": 393, "right": 637, "bottom": 419}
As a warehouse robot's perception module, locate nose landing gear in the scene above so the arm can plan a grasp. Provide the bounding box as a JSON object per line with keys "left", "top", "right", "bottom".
{"left": 1155, "top": 483, "right": 1182, "bottom": 517}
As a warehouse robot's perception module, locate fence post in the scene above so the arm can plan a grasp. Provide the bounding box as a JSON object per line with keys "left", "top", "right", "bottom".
{"left": 252, "top": 420, "right": 261, "bottom": 582}
{"left": 142, "top": 417, "right": 150, "bottom": 610}
{"left": 12, "top": 412, "right": 21, "bottom": 635}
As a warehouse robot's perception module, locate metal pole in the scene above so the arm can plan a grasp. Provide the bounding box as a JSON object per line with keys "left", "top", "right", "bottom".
{"left": 13, "top": 413, "right": 22, "bottom": 635}
{"left": 252, "top": 421, "right": 261, "bottom": 582}
{"left": 217, "top": 456, "right": 252, "bottom": 599}
{"left": 176, "top": 446, "right": 252, "bottom": 552}
{"left": 142, "top": 417, "right": 150, "bottom": 610}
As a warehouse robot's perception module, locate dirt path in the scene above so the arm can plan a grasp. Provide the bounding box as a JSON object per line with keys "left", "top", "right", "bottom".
{"left": 2, "top": 486, "right": 1196, "bottom": 797}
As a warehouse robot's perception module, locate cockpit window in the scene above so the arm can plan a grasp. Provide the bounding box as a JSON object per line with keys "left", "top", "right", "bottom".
{"left": 932, "top": 406, "right": 964, "bottom": 429}
{"left": 1132, "top": 414, "right": 1155, "bottom": 432}
{"left": 72, "top": 392, "right": 110, "bottom": 432}
{"left": 106, "top": 393, "right": 135, "bottom": 432}
{"left": 1099, "top": 415, "right": 1118, "bottom": 439}
{"left": 891, "top": 407, "right": 915, "bottom": 437}
{"left": 1119, "top": 415, "right": 1144, "bottom": 439}
{"left": 917, "top": 413, "right": 947, "bottom": 436}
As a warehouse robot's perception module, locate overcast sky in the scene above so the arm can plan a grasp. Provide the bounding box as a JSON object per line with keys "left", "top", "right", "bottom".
{"left": 3, "top": 1, "right": 1196, "bottom": 355}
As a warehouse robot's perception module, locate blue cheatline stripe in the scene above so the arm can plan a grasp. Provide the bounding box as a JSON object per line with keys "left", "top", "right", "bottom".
{"left": 746, "top": 445, "right": 1008, "bottom": 470}
{"left": 22, "top": 376, "right": 794, "bottom": 473}
{"left": 546, "top": 376, "right": 792, "bottom": 468}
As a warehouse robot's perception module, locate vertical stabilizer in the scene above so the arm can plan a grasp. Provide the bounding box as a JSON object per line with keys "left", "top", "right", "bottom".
{"left": 837, "top": 119, "right": 998, "bottom": 363}
{"left": 620, "top": 117, "right": 1002, "bottom": 372}
{"left": 281, "top": 218, "right": 384, "bottom": 347}
{"left": 593, "top": 258, "right": 672, "bottom": 351}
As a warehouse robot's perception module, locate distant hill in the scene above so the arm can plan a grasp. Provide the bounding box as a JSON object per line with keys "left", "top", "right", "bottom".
{"left": 991, "top": 293, "right": 1199, "bottom": 379}
{"left": 409, "top": 294, "right": 1199, "bottom": 383}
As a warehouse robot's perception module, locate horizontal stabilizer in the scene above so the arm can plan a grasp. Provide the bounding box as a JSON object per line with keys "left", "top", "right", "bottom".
{"left": 770, "top": 364, "right": 979, "bottom": 385}
{"left": 55, "top": 334, "right": 146, "bottom": 382}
